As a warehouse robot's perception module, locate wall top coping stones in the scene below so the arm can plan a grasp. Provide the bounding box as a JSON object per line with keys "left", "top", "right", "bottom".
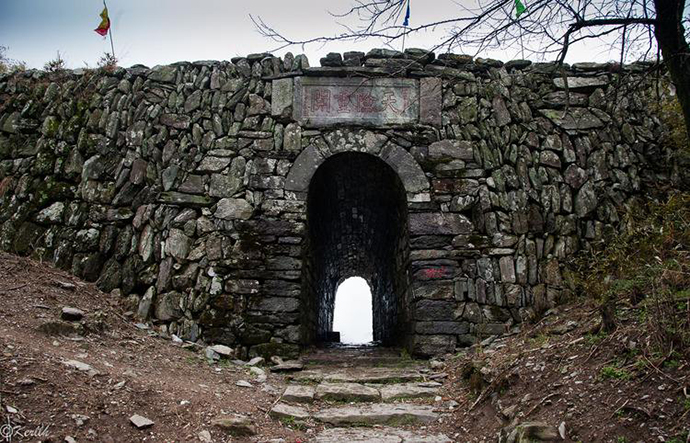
{"left": 0, "top": 50, "right": 659, "bottom": 85}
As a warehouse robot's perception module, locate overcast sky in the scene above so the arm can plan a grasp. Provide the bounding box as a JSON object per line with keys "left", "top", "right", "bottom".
{"left": 0, "top": 0, "right": 632, "bottom": 70}
{"left": 333, "top": 277, "right": 374, "bottom": 344}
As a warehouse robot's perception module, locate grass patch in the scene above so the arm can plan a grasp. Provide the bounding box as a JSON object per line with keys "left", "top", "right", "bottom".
{"left": 279, "top": 416, "right": 307, "bottom": 431}
{"left": 529, "top": 333, "right": 549, "bottom": 348}
{"left": 569, "top": 192, "right": 690, "bottom": 360}
{"left": 600, "top": 365, "right": 630, "bottom": 380}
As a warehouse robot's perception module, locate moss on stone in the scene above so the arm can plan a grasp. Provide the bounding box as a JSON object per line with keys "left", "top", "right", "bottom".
{"left": 12, "top": 221, "right": 46, "bottom": 255}
{"left": 42, "top": 116, "right": 60, "bottom": 138}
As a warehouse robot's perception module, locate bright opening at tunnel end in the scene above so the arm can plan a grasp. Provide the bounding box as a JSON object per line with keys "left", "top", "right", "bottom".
{"left": 333, "top": 277, "right": 374, "bottom": 345}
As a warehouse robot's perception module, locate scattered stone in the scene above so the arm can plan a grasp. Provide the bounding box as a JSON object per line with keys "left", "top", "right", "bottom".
{"left": 6, "top": 405, "right": 18, "bottom": 414}
{"left": 65, "top": 437, "right": 77, "bottom": 443}
{"left": 236, "top": 380, "right": 253, "bottom": 388}
{"left": 503, "top": 422, "right": 563, "bottom": 442}
{"left": 205, "top": 347, "right": 220, "bottom": 361}
{"left": 558, "top": 422, "right": 566, "bottom": 440}
{"left": 198, "top": 430, "right": 212, "bottom": 443}
{"left": 61, "top": 307, "right": 84, "bottom": 321}
{"left": 55, "top": 281, "right": 76, "bottom": 290}
{"left": 270, "top": 360, "right": 304, "bottom": 372}
{"left": 62, "top": 359, "right": 98, "bottom": 376}
{"left": 129, "top": 414, "right": 154, "bottom": 429}
{"left": 209, "top": 344, "right": 233, "bottom": 358}
{"left": 72, "top": 414, "right": 90, "bottom": 426}
{"left": 250, "top": 366, "right": 267, "bottom": 382}
{"left": 212, "top": 415, "right": 256, "bottom": 436}
{"left": 247, "top": 357, "right": 265, "bottom": 366}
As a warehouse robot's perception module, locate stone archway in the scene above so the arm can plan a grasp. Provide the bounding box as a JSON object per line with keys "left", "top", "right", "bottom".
{"left": 285, "top": 129, "right": 430, "bottom": 345}
{"left": 284, "top": 130, "right": 429, "bottom": 198}
{"left": 295, "top": 150, "right": 417, "bottom": 346}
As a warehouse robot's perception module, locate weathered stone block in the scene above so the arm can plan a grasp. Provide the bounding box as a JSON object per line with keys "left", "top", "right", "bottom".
{"left": 415, "top": 321, "right": 469, "bottom": 335}
{"left": 409, "top": 213, "right": 473, "bottom": 235}
{"left": 215, "top": 198, "right": 253, "bottom": 220}
{"left": 414, "top": 300, "right": 456, "bottom": 321}
{"left": 420, "top": 77, "right": 442, "bottom": 126}
{"left": 412, "top": 281, "right": 454, "bottom": 300}
{"left": 428, "top": 140, "right": 474, "bottom": 161}
{"left": 272, "top": 78, "right": 294, "bottom": 118}
{"left": 412, "top": 335, "right": 456, "bottom": 357}
{"left": 251, "top": 296, "right": 300, "bottom": 313}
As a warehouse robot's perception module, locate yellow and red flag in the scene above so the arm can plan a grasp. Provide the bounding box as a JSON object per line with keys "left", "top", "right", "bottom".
{"left": 94, "top": 7, "right": 110, "bottom": 36}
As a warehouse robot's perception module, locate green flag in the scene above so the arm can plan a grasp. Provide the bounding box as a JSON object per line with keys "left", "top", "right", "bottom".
{"left": 515, "top": 0, "right": 526, "bottom": 18}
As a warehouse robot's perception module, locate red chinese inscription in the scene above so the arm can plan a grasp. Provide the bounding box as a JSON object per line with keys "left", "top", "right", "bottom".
{"left": 423, "top": 267, "right": 447, "bottom": 279}
{"left": 310, "top": 89, "right": 331, "bottom": 112}
{"left": 304, "top": 85, "right": 413, "bottom": 118}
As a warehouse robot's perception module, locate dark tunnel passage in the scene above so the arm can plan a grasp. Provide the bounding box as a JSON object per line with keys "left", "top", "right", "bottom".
{"left": 300, "top": 152, "right": 411, "bottom": 346}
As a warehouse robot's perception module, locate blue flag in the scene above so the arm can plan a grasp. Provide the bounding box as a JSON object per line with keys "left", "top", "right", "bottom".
{"left": 403, "top": 0, "right": 410, "bottom": 26}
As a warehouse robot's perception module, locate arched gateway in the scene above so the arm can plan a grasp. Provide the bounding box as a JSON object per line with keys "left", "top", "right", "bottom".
{"left": 303, "top": 152, "right": 411, "bottom": 346}
{"left": 284, "top": 134, "right": 431, "bottom": 348}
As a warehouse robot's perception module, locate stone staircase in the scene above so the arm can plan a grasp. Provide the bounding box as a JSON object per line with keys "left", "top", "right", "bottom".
{"left": 269, "top": 346, "right": 453, "bottom": 442}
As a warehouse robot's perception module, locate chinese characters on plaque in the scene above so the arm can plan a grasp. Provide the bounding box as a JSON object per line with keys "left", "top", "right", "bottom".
{"left": 294, "top": 77, "right": 420, "bottom": 126}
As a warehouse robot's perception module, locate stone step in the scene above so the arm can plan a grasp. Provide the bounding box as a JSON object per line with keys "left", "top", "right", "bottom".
{"left": 281, "top": 385, "right": 315, "bottom": 403}
{"left": 379, "top": 382, "right": 440, "bottom": 401}
{"left": 313, "top": 403, "right": 439, "bottom": 426}
{"left": 269, "top": 403, "right": 310, "bottom": 420}
{"left": 290, "top": 368, "right": 425, "bottom": 384}
{"left": 315, "top": 382, "right": 381, "bottom": 402}
{"left": 313, "top": 428, "right": 452, "bottom": 443}
{"left": 281, "top": 382, "right": 442, "bottom": 404}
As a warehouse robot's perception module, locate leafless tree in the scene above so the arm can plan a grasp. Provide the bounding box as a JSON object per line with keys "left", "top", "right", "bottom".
{"left": 253, "top": 0, "right": 690, "bottom": 141}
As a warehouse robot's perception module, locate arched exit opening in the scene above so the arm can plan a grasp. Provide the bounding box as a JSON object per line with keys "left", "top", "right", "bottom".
{"left": 333, "top": 276, "right": 374, "bottom": 344}
{"left": 300, "top": 152, "right": 410, "bottom": 347}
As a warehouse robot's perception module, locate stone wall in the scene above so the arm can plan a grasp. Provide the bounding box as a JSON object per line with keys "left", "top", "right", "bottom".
{"left": 0, "top": 50, "right": 673, "bottom": 357}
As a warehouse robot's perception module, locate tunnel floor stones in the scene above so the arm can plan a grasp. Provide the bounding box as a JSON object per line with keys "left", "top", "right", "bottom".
{"left": 268, "top": 346, "right": 451, "bottom": 441}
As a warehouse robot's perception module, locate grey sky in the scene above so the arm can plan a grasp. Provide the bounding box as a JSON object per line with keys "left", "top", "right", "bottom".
{"left": 1, "top": 0, "right": 626, "bottom": 70}
{"left": 333, "top": 277, "right": 373, "bottom": 344}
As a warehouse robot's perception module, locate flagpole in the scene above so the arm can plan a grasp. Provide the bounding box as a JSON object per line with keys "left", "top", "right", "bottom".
{"left": 401, "top": 0, "right": 410, "bottom": 52}
{"left": 104, "top": 0, "right": 115, "bottom": 58}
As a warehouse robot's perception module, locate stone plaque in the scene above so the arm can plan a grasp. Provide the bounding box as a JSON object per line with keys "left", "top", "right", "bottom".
{"left": 293, "top": 77, "right": 420, "bottom": 127}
